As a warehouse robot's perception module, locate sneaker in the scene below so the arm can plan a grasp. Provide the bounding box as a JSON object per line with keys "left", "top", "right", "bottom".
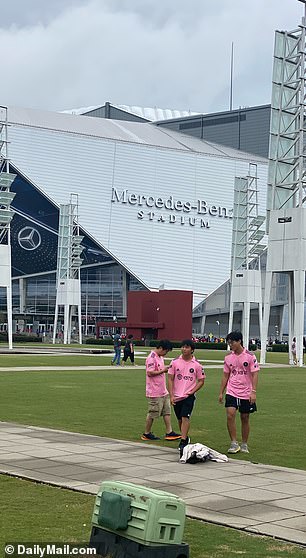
{"left": 165, "top": 431, "right": 181, "bottom": 441}
{"left": 240, "top": 443, "right": 249, "bottom": 453}
{"left": 141, "top": 432, "right": 160, "bottom": 441}
{"left": 178, "top": 436, "right": 190, "bottom": 448}
{"left": 179, "top": 437, "right": 190, "bottom": 457}
{"left": 228, "top": 441, "right": 240, "bottom": 454}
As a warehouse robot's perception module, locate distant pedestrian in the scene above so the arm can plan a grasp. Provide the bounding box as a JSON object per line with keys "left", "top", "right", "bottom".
{"left": 122, "top": 334, "right": 135, "bottom": 366}
{"left": 291, "top": 337, "right": 297, "bottom": 365}
{"left": 168, "top": 339, "right": 205, "bottom": 456}
{"left": 111, "top": 333, "right": 121, "bottom": 366}
{"left": 219, "top": 331, "right": 259, "bottom": 454}
{"left": 141, "top": 340, "right": 181, "bottom": 442}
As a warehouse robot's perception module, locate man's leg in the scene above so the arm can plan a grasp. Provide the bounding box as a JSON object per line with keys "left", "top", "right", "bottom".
{"left": 163, "top": 414, "right": 172, "bottom": 433}
{"left": 144, "top": 415, "right": 154, "bottom": 434}
{"left": 115, "top": 347, "right": 121, "bottom": 365}
{"left": 141, "top": 399, "right": 160, "bottom": 440}
{"left": 240, "top": 413, "right": 250, "bottom": 444}
{"left": 226, "top": 407, "right": 240, "bottom": 453}
{"left": 181, "top": 417, "right": 190, "bottom": 439}
{"left": 226, "top": 406, "right": 238, "bottom": 441}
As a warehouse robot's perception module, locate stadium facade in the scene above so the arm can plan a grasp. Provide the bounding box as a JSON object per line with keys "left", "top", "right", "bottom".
{"left": 0, "top": 105, "right": 268, "bottom": 335}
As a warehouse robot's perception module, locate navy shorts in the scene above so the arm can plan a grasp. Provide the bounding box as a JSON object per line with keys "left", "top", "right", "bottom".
{"left": 174, "top": 394, "right": 195, "bottom": 420}
{"left": 225, "top": 394, "right": 257, "bottom": 414}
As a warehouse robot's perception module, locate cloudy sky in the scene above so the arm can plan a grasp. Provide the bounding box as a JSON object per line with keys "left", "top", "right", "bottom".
{"left": 0, "top": 0, "right": 302, "bottom": 114}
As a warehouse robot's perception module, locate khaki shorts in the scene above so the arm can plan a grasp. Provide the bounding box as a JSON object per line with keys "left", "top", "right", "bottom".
{"left": 147, "top": 395, "right": 171, "bottom": 418}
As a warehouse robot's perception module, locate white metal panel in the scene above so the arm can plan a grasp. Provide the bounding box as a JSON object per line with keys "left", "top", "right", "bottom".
{"left": 0, "top": 245, "right": 10, "bottom": 286}
{"left": 8, "top": 115, "right": 268, "bottom": 298}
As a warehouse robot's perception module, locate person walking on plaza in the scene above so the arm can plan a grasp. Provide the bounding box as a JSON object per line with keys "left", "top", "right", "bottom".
{"left": 168, "top": 339, "right": 205, "bottom": 456}
{"left": 122, "top": 334, "right": 135, "bottom": 366}
{"left": 111, "top": 333, "right": 122, "bottom": 366}
{"left": 219, "top": 330, "right": 259, "bottom": 454}
{"left": 291, "top": 337, "right": 298, "bottom": 365}
{"left": 141, "top": 340, "right": 181, "bottom": 442}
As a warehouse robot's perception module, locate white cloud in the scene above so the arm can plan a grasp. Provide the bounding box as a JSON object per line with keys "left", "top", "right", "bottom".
{"left": 0, "top": 0, "right": 302, "bottom": 112}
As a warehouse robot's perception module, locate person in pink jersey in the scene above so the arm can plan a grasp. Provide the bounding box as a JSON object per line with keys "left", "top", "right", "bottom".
{"left": 168, "top": 339, "right": 205, "bottom": 455}
{"left": 141, "top": 340, "right": 181, "bottom": 442}
{"left": 219, "top": 330, "right": 259, "bottom": 454}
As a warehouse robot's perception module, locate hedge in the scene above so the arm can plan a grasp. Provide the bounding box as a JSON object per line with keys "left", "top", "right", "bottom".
{"left": 0, "top": 333, "right": 42, "bottom": 343}
{"left": 149, "top": 340, "right": 227, "bottom": 350}
{"left": 85, "top": 338, "right": 145, "bottom": 346}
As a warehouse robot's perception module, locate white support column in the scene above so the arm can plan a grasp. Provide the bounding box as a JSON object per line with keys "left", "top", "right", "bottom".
{"left": 242, "top": 302, "right": 250, "bottom": 350}
{"left": 63, "top": 304, "right": 69, "bottom": 345}
{"left": 229, "top": 169, "right": 265, "bottom": 345}
{"left": 53, "top": 303, "right": 59, "bottom": 344}
{"left": 0, "top": 170, "right": 16, "bottom": 351}
{"left": 67, "top": 306, "right": 72, "bottom": 344}
{"left": 77, "top": 285, "right": 82, "bottom": 345}
{"left": 228, "top": 276, "right": 234, "bottom": 334}
{"left": 262, "top": 9, "right": 306, "bottom": 366}
{"left": 122, "top": 270, "right": 127, "bottom": 318}
{"left": 258, "top": 294, "right": 263, "bottom": 344}
{"left": 260, "top": 271, "right": 273, "bottom": 365}
{"left": 294, "top": 269, "right": 305, "bottom": 366}
{"left": 19, "top": 277, "right": 26, "bottom": 313}
{"left": 200, "top": 314, "right": 206, "bottom": 336}
{"left": 53, "top": 195, "right": 84, "bottom": 345}
{"left": 288, "top": 273, "right": 294, "bottom": 365}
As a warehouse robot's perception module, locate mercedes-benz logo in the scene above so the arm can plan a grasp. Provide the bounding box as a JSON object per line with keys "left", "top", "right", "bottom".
{"left": 18, "top": 226, "right": 41, "bottom": 251}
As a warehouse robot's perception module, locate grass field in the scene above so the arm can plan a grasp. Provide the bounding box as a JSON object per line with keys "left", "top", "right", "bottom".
{"left": 1, "top": 475, "right": 306, "bottom": 558}
{"left": 0, "top": 348, "right": 304, "bottom": 470}
{"left": 1, "top": 347, "right": 306, "bottom": 556}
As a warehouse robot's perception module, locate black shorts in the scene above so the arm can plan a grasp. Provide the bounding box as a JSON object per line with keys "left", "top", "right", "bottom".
{"left": 174, "top": 394, "right": 195, "bottom": 420}
{"left": 225, "top": 394, "right": 257, "bottom": 414}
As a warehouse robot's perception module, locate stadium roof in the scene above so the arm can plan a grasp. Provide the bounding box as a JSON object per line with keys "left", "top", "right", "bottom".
{"left": 7, "top": 106, "right": 267, "bottom": 163}
{"left": 61, "top": 102, "right": 200, "bottom": 122}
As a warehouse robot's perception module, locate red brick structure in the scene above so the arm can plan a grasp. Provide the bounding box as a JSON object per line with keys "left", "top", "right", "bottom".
{"left": 96, "top": 290, "right": 192, "bottom": 341}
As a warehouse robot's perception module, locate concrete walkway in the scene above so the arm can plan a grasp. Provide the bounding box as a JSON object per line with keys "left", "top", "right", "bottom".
{"left": 1, "top": 422, "right": 306, "bottom": 546}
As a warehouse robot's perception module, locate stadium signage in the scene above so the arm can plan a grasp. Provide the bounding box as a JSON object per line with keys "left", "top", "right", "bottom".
{"left": 111, "top": 188, "right": 232, "bottom": 228}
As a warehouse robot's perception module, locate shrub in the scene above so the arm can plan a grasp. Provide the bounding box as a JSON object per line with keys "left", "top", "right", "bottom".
{"left": 271, "top": 344, "right": 289, "bottom": 352}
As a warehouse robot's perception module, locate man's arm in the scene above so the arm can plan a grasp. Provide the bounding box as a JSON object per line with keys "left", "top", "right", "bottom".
{"left": 250, "top": 370, "right": 258, "bottom": 403}
{"left": 219, "top": 372, "right": 229, "bottom": 403}
{"left": 168, "top": 373, "right": 175, "bottom": 405}
{"left": 186, "top": 377, "right": 205, "bottom": 396}
{"left": 146, "top": 362, "right": 169, "bottom": 377}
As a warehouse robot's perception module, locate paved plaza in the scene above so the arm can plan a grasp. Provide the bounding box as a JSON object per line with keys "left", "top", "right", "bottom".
{"left": 1, "top": 421, "right": 306, "bottom": 546}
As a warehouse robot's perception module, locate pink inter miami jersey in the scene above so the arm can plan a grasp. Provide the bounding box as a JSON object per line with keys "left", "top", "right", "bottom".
{"left": 224, "top": 347, "right": 259, "bottom": 399}
{"left": 168, "top": 355, "right": 205, "bottom": 402}
{"left": 145, "top": 351, "right": 168, "bottom": 398}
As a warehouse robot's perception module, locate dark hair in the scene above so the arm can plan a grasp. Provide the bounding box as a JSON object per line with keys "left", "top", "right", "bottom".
{"left": 156, "top": 339, "right": 173, "bottom": 351}
{"left": 128, "top": 334, "right": 133, "bottom": 339}
{"left": 181, "top": 339, "right": 195, "bottom": 351}
{"left": 226, "top": 331, "right": 243, "bottom": 345}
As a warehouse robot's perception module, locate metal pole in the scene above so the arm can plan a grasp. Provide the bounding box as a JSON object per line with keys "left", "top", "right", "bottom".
{"left": 229, "top": 42, "right": 234, "bottom": 111}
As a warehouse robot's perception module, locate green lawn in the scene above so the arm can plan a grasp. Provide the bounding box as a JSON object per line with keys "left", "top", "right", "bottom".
{"left": 1, "top": 349, "right": 305, "bottom": 556}
{"left": 0, "top": 349, "right": 305, "bottom": 469}
{"left": 1, "top": 475, "right": 306, "bottom": 558}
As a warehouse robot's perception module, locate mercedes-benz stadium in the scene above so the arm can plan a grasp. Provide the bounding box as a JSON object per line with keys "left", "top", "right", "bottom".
{"left": 0, "top": 105, "right": 268, "bottom": 335}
